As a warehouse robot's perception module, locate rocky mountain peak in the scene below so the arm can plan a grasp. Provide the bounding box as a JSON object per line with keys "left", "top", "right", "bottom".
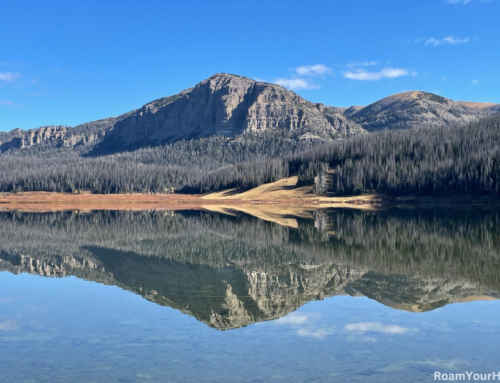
{"left": 349, "top": 90, "right": 485, "bottom": 131}
{"left": 89, "top": 73, "right": 362, "bottom": 154}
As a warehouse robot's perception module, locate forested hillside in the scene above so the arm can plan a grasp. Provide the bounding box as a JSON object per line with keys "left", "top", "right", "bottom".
{"left": 297, "top": 115, "right": 500, "bottom": 197}
{"left": 1, "top": 115, "right": 499, "bottom": 198}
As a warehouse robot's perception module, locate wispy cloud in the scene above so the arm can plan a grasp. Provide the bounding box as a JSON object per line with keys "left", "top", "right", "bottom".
{"left": 297, "top": 328, "right": 334, "bottom": 339}
{"left": 471, "top": 79, "right": 479, "bottom": 84}
{"left": 425, "top": 36, "right": 470, "bottom": 46}
{"left": 295, "top": 64, "right": 332, "bottom": 76}
{"left": 347, "top": 61, "right": 378, "bottom": 68}
{"left": 0, "top": 296, "right": 23, "bottom": 304}
{"left": 345, "top": 322, "right": 413, "bottom": 335}
{"left": 0, "top": 71, "right": 21, "bottom": 82}
{"left": 445, "top": 0, "right": 494, "bottom": 3}
{"left": 276, "top": 312, "right": 334, "bottom": 339}
{"left": 274, "top": 78, "right": 320, "bottom": 90}
{"left": 0, "top": 320, "right": 20, "bottom": 331}
{"left": 343, "top": 68, "right": 416, "bottom": 81}
{"left": 270, "top": 63, "right": 333, "bottom": 91}
{"left": 0, "top": 100, "right": 24, "bottom": 107}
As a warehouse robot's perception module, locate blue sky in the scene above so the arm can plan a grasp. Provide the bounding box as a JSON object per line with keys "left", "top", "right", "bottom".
{"left": 1, "top": 0, "right": 499, "bottom": 131}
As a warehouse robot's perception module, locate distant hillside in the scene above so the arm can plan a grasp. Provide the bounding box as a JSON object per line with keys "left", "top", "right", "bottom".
{"left": 487, "top": 104, "right": 500, "bottom": 114}
{"left": 348, "top": 91, "right": 486, "bottom": 131}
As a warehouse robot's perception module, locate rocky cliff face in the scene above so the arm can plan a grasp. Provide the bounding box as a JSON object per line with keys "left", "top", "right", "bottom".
{"left": 92, "top": 74, "right": 363, "bottom": 153}
{"left": 0, "top": 113, "right": 132, "bottom": 152}
{"left": 0, "top": 126, "right": 71, "bottom": 151}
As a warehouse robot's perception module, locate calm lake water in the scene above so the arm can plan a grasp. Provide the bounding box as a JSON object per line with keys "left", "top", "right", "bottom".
{"left": 1, "top": 207, "right": 499, "bottom": 382}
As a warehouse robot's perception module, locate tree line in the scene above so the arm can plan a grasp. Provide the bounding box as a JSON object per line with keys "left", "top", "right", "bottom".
{"left": 1, "top": 115, "right": 499, "bottom": 197}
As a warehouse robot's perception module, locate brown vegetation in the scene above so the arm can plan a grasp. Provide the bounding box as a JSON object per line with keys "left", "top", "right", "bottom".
{"left": 1, "top": 176, "right": 498, "bottom": 216}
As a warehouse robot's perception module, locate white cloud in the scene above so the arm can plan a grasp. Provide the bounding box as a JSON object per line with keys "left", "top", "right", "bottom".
{"left": 0, "top": 71, "right": 21, "bottom": 82}
{"left": 295, "top": 64, "right": 332, "bottom": 76}
{"left": 347, "top": 61, "right": 378, "bottom": 68}
{"left": 343, "top": 68, "right": 415, "bottom": 81}
{"left": 471, "top": 79, "right": 479, "bottom": 84}
{"left": 425, "top": 36, "right": 470, "bottom": 46}
{"left": 277, "top": 312, "right": 333, "bottom": 339}
{"left": 274, "top": 78, "right": 320, "bottom": 90}
{"left": 297, "top": 328, "right": 334, "bottom": 339}
{"left": 345, "top": 322, "right": 412, "bottom": 335}
{"left": 0, "top": 320, "right": 20, "bottom": 331}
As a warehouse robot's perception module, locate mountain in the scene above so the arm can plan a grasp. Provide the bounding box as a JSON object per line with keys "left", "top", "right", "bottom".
{"left": 486, "top": 104, "right": 500, "bottom": 114}
{"left": 92, "top": 74, "right": 364, "bottom": 154}
{"left": 348, "top": 91, "right": 487, "bottom": 131}
{"left": 0, "top": 73, "right": 364, "bottom": 154}
{"left": 2, "top": 73, "right": 497, "bottom": 155}
{"left": 1, "top": 73, "right": 499, "bottom": 197}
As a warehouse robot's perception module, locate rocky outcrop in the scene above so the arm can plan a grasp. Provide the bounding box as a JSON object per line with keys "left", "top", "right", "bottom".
{"left": 0, "top": 125, "right": 111, "bottom": 151}
{"left": 0, "top": 251, "right": 113, "bottom": 285}
{"left": 348, "top": 91, "right": 485, "bottom": 131}
{"left": 0, "top": 112, "right": 133, "bottom": 152}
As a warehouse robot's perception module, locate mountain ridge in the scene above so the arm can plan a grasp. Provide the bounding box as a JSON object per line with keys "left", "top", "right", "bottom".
{"left": 1, "top": 73, "right": 498, "bottom": 154}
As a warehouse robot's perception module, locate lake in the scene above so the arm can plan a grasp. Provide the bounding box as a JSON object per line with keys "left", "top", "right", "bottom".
{"left": 1, "top": 207, "right": 499, "bottom": 382}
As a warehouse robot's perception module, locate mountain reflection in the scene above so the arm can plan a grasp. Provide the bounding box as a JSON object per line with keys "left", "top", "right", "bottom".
{"left": 1, "top": 207, "right": 499, "bottom": 329}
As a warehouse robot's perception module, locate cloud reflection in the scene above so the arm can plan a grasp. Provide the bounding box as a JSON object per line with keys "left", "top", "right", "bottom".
{"left": 345, "top": 322, "right": 414, "bottom": 335}
{"left": 0, "top": 320, "right": 20, "bottom": 331}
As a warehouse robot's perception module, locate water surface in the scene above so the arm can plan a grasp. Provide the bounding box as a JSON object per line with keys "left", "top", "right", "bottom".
{"left": 1, "top": 207, "right": 499, "bottom": 382}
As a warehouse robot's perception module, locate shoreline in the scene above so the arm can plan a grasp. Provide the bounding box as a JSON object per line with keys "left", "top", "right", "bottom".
{"left": 1, "top": 191, "right": 499, "bottom": 208}
{"left": 2, "top": 190, "right": 499, "bottom": 227}
{"left": 1, "top": 177, "right": 499, "bottom": 212}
